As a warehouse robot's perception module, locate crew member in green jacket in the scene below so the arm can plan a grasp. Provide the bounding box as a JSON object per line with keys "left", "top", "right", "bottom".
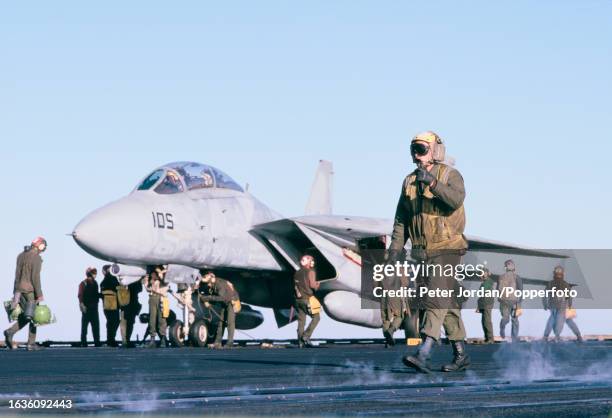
{"left": 389, "top": 131, "right": 470, "bottom": 373}
{"left": 4, "top": 237, "right": 47, "bottom": 351}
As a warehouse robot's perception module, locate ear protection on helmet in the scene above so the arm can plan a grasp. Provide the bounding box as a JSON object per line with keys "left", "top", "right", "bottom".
{"left": 432, "top": 137, "right": 446, "bottom": 163}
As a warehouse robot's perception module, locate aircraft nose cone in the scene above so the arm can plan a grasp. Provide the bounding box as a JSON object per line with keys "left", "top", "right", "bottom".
{"left": 73, "top": 211, "right": 111, "bottom": 259}
{"left": 73, "top": 197, "right": 150, "bottom": 262}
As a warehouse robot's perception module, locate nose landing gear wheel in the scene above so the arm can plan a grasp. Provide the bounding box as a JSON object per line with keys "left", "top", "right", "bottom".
{"left": 169, "top": 320, "right": 186, "bottom": 347}
{"left": 189, "top": 319, "right": 209, "bottom": 347}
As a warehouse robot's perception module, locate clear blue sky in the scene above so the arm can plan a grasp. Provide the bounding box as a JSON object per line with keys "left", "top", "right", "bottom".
{"left": 1, "top": 1, "right": 611, "bottom": 342}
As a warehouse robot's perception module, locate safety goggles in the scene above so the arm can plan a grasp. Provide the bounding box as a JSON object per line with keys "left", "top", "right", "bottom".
{"left": 410, "top": 142, "right": 430, "bottom": 156}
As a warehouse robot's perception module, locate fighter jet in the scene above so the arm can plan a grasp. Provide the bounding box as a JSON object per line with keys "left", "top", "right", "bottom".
{"left": 73, "top": 161, "right": 566, "bottom": 345}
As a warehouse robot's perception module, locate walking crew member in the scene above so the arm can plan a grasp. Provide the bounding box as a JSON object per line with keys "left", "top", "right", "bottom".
{"left": 79, "top": 267, "right": 101, "bottom": 347}
{"left": 294, "top": 255, "right": 321, "bottom": 348}
{"left": 100, "top": 265, "right": 120, "bottom": 347}
{"left": 199, "top": 272, "right": 238, "bottom": 349}
{"left": 498, "top": 259, "right": 523, "bottom": 342}
{"left": 476, "top": 268, "right": 495, "bottom": 344}
{"left": 119, "top": 278, "right": 143, "bottom": 348}
{"left": 4, "top": 237, "right": 47, "bottom": 351}
{"left": 543, "top": 266, "right": 582, "bottom": 342}
{"left": 390, "top": 131, "right": 471, "bottom": 373}
{"left": 145, "top": 266, "right": 169, "bottom": 348}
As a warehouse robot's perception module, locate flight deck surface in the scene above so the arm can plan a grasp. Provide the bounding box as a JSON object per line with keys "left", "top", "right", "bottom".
{"left": 0, "top": 341, "right": 611, "bottom": 416}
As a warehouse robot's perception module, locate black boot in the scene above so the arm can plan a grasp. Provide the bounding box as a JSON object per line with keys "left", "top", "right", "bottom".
{"left": 4, "top": 330, "right": 16, "bottom": 350}
{"left": 147, "top": 339, "right": 158, "bottom": 349}
{"left": 384, "top": 329, "right": 396, "bottom": 347}
{"left": 442, "top": 341, "right": 470, "bottom": 372}
{"left": 403, "top": 336, "right": 434, "bottom": 373}
{"left": 159, "top": 336, "right": 168, "bottom": 348}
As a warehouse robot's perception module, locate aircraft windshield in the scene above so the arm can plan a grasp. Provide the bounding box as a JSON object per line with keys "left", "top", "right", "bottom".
{"left": 168, "top": 162, "right": 244, "bottom": 192}
{"left": 154, "top": 171, "right": 184, "bottom": 195}
{"left": 136, "top": 162, "right": 243, "bottom": 193}
{"left": 178, "top": 162, "right": 215, "bottom": 190}
{"left": 137, "top": 169, "right": 164, "bottom": 190}
{"left": 214, "top": 168, "right": 243, "bottom": 192}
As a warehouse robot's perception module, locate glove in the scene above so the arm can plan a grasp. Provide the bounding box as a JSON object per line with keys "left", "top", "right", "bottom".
{"left": 79, "top": 303, "right": 87, "bottom": 314}
{"left": 416, "top": 167, "right": 436, "bottom": 186}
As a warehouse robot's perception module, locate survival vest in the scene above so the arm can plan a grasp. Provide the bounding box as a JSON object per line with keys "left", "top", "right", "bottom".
{"left": 308, "top": 296, "right": 321, "bottom": 315}
{"left": 161, "top": 296, "right": 170, "bottom": 318}
{"left": 403, "top": 163, "right": 467, "bottom": 251}
{"left": 102, "top": 290, "right": 118, "bottom": 311}
{"left": 498, "top": 272, "right": 520, "bottom": 302}
{"left": 117, "top": 286, "right": 130, "bottom": 307}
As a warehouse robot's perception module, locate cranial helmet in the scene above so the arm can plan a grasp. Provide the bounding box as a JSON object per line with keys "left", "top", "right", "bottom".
{"left": 411, "top": 131, "right": 446, "bottom": 163}
{"left": 300, "top": 255, "right": 314, "bottom": 267}
{"left": 31, "top": 236, "right": 47, "bottom": 252}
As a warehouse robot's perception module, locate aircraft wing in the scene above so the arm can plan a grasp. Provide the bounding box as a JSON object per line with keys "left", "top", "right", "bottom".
{"left": 464, "top": 235, "right": 567, "bottom": 259}
{"left": 255, "top": 215, "right": 566, "bottom": 259}
{"left": 251, "top": 215, "right": 570, "bottom": 327}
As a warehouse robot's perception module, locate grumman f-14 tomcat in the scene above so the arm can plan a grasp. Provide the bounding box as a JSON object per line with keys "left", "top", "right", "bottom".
{"left": 72, "top": 161, "right": 564, "bottom": 345}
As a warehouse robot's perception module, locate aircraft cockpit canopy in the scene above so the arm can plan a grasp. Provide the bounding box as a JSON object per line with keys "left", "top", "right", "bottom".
{"left": 136, "top": 162, "right": 243, "bottom": 194}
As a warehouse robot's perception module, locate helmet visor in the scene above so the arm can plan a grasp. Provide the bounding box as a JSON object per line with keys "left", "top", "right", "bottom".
{"left": 410, "top": 142, "right": 430, "bottom": 156}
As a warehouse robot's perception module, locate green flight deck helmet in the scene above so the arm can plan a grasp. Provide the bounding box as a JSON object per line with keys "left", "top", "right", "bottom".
{"left": 33, "top": 305, "right": 53, "bottom": 326}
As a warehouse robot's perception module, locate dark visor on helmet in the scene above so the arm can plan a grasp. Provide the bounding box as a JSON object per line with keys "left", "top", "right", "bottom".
{"left": 410, "top": 142, "right": 430, "bottom": 156}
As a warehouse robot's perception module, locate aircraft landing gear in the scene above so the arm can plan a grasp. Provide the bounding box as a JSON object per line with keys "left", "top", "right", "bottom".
{"left": 189, "top": 319, "right": 209, "bottom": 347}
{"left": 169, "top": 320, "right": 186, "bottom": 347}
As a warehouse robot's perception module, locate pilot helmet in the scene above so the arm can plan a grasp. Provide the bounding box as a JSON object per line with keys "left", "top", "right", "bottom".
{"left": 167, "top": 171, "right": 180, "bottom": 182}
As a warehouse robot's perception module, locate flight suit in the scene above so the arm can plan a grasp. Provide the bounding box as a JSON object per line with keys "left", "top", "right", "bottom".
{"left": 79, "top": 277, "right": 100, "bottom": 346}
{"left": 120, "top": 280, "right": 143, "bottom": 347}
{"left": 147, "top": 272, "right": 168, "bottom": 343}
{"left": 5, "top": 248, "right": 43, "bottom": 347}
{"left": 543, "top": 278, "right": 573, "bottom": 339}
{"left": 294, "top": 267, "right": 321, "bottom": 343}
{"left": 100, "top": 273, "right": 120, "bottom": 346}
{"left": 477, "top": 277, "right": 496, "bottom": 343}
{"left": 199, "top": 278, "right": 237, "bottom": 346}
{"left": 390, "top": 163, "right": 468, "bottom": 342}
{"left": 498, "top": 271, "right": 523, "bottom": 340}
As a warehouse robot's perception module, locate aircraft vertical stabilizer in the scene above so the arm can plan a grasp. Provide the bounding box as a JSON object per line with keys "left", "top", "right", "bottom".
{"left": 305, "top": 160, "right": 333, "bottom": 215}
